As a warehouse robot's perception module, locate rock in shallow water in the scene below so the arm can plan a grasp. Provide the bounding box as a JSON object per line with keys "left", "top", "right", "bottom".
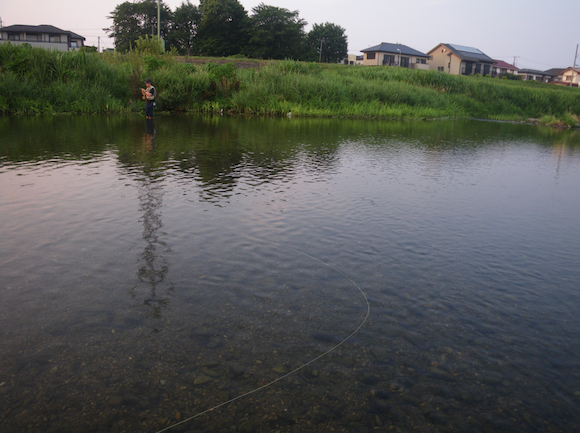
{"left": 193, "top": 374, "right": 213, "bottom": 385}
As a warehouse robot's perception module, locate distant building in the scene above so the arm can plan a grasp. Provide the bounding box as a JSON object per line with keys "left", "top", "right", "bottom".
{"left": 0, "top": 25, "right": 85, "bottom": 51}
{"left": 517, "top": 69, "right": 555, "bottom": 83}
{"left": 558, "top": 67, "right": 580, "bottom": 86}
{"left": 341, "top": 54, "right": 363, "bottom": 65}
{"left": 492, "top": 60, "right": 519, "bottom": 78}
{"left": 361, "top": 42, "right": 430, "bottom": 70}
{"left": 428, "top": 43, "right": 494, "bottom": 76}
{"left": 544, "top": 68, "right": 566, "bottom": 83}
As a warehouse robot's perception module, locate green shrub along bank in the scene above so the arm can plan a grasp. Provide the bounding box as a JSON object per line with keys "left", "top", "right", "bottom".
{"left": 1, "top": 44, "right": 579, "bottom": 125}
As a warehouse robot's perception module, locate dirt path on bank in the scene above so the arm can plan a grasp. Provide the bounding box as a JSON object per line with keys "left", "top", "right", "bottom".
{"left": 176, "top": 57, "right": 273, "bottom": 69}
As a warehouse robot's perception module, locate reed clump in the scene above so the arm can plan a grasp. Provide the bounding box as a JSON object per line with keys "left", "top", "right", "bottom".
{"left": 1, "top": 45, "right": 579, "bottom": 124}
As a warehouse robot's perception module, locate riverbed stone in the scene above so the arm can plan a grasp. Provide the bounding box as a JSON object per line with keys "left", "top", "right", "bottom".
{"left": 109, "top": 396, "right": 123, "bottom": 406}
{"left": 194, "top": 374, "right": 213, "bottom": 385}
{"left": 272, "top": 364, "right": 288, "bottom": 374}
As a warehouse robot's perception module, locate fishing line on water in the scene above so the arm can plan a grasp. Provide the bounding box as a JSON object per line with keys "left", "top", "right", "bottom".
{"left": 155, "top": 237, "right": 370, "bottom": 433}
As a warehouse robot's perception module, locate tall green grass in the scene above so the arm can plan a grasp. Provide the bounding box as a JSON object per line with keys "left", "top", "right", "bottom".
{"left": 1, "top": 45, "right": 579, "bottom": 122}
{"left": 0, "top": 44, "right": 129, "bottom": 114}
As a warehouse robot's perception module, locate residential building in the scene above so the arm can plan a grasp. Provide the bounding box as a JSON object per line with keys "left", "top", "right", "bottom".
{"left": 559, "top": 67, "right": 580, "bottom": 86}
{"left": 427, "top": 43, "right": 494, "bottom": 76}
{"left": 0, "top": 25, "right": 85, "bottom": 51}
{"left": 544, "top": 68, "right": 565, "bottom": 83}
{"left": 341, "top": 54, "right": 364, "bottom": 65}
{"left": 517, "top": 69, "right": 555, "bottom": 83}
{"left": 361, "top": 43, "right": 430, "bottom": 70}
{"left": 492, "top": 60, "right": 519, "bottom": 78}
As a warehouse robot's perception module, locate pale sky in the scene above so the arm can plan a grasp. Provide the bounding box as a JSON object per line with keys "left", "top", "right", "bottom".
{"left": 2, "top": 0, "right": 579, "bottom": 70}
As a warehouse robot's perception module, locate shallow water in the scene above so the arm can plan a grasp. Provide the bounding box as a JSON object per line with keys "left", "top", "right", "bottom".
{"left": 1, "top": 115, "right": 580, "bottom": 433}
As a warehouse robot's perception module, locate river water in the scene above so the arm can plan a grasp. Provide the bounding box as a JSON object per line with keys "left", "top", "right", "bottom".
{"left": 1, "top": 115, "right": 580, "bottom": 433}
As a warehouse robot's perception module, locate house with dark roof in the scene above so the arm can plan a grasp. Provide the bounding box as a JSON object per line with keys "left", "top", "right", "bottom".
{"left": 0, "top": 25, "right": 85, "bottom": 51}
{"left": 427, "top": 43, "right": 495, "bottom": 76}
{"left": 492, "top": 60, "right": 519, "bottom": 78}
{"left": 557, "top": 67, "right": 580, "bottom": 86}
{"left": 517, "top": 69, "right": 555, "bottom": 83}
{"left": 361, "top": 43, "right": 430, "bottom": 70}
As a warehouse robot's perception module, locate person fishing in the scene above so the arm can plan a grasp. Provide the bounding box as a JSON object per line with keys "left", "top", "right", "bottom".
{"left": 141, "top": 78, "right": 156, "bottom": 120}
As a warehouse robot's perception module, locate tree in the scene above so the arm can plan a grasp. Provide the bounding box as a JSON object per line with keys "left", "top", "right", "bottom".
{"left": 247, "top": 3, "right": 306, "bottom": 60}
{"left": 305, "top": 23, "right": 348, "bottom": 63}
{"left": 106, "top": 0, "right": 173, "bottom": 53}
{"left": 195, "top": 0, "right": 250, "bottom": 57}
{"left": 166, "top": 1, "right": 201, "bottom": 56}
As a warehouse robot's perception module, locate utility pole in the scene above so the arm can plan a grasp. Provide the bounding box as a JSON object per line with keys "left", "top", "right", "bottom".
{"left": 157, "top": 0, "right": 160, "bottom": 40}
{"left": 512, "top": 56, "right": 519, "bottom": 67}
{"left": 98, "top": 36, "right": 100, "bottom": 53}
{"left": 571, "top": 44, "right": 578, "bottom": 87}
{"left": 319, "top": 39, "right": 324, "bottom": 63}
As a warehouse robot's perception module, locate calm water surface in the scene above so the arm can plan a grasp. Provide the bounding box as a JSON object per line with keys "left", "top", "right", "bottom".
{"left": 1, "top": 115, "right": 580, "bottom": 433}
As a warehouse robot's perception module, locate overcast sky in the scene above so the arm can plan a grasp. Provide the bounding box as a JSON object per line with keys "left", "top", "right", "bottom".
{"left": 2, "top": 0, "right": 579, "bottom": 70}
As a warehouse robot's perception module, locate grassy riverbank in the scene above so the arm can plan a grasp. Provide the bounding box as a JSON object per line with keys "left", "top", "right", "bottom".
{"left": 1, "top": 44, "right": 579, "bottom": 125}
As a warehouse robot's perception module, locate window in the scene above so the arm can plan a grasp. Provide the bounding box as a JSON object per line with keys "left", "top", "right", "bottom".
{"left": 383, "top": 54, "right": 395, "bottom": 65}
{"left": 27, "top": 34, "right": 40, "bottom": 42}
{"left": 438, "top": 66, "right": 444, "bottom": 71}
{"left": 71, "top": 41, "right": 78, "bottom": 48}
{"left": 8, "top": 34, "right": 21, "bottom": 41}
{"left": 366, "top": 52, "right": 376, "bottom": 60}
{"left": 49, "top": 35, "right": 61, "bottom": 43}
{"left": 416, "top": 58, "right": 426, "bottom": 64}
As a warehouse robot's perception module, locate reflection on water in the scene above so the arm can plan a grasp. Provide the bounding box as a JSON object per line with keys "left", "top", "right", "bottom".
{"left": 131, "top": 120, "right": 172, "bottom": 322}
{"left": 1, "top": 115, "right": 580, "bottom": 433}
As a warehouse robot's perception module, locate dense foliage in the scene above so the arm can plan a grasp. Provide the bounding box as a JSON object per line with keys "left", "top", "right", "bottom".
{"left": 247, "top": 4, "right": 307, "bottom": 60}
{"left": 105, "top": 0, "right": 173, "bottom": 53}
{"left": 304, "top": 23, "right": 348, "bottom": 63}
{"left": 195, "top": 0, "right": 250, "bottom": 57}
{"left": 1, "top": 44, "right": 579, "bottom": 128}
{"left": 105, "top": 0, "right": 347, "bottom": 61}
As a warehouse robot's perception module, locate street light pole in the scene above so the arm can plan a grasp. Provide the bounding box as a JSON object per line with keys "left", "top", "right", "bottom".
{"left": 571, "top": 44, "right": 578, "bottom": 87}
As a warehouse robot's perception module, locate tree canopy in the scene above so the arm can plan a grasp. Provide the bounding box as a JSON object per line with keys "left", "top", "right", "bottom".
{"left": 305, "top": 23, "right": 348, "bottom": 64}
{"left": 247, "top": 3, "right": 306, "bottom": 60}
{"left": 166, "top": 1, "right": 201, "bottom": 55}
{"left": 105, "top": 0, "right": 349, "bottom": 63}
{"left": 195, "top": 0, "right": 250, "bottom": 57}
{"left": 105, "top": 0, "right": 173, "bottom": 53}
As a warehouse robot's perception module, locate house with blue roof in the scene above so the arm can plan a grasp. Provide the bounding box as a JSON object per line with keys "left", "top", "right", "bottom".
{"left": 427, "top": 43, "right": 495, "bottom": 76}
{"left": 361, "top": 43, "right": 430, "bottom": 70}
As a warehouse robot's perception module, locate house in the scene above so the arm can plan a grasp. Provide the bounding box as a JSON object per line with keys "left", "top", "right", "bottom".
{"left": 558, "top": 67, "right": 580, "bottom": 86}
{"left": 341, "top": 54, "right": 364, "bottom": 65}
{"left": 517, "top": 69, "right": 555, "bottom": 83}
{"left": 427, "top": 43, "right": 494, "bottom": 76}
{"left": 544, "top": 68, "right": 565, "bottom": 83}
{"left": 0, "top": 25, "right": 85, "bottom": 51}
{"left": 492, "top": 60, "right": 519, "bottom": 78}
{"left": 361, "top": 43, "right": 430, "bottom": 70}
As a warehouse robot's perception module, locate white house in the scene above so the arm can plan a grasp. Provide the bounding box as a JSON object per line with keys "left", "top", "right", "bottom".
{"left": 0, "top": 25, "right": 85, "bottom": 51}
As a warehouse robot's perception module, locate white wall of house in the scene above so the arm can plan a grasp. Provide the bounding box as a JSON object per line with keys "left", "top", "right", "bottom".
{"left": 562, "top": 69, "right": 579, "bottom": 84}
{"left": 0, "top": 31, "right": 73, "bottom": 51}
